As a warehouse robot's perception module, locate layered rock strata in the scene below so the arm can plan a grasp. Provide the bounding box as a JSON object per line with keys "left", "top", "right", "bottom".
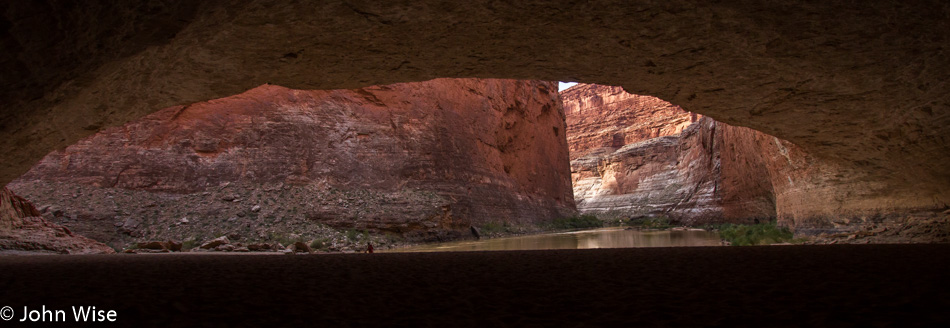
{"left": 9, "top": 79, "right": 574, "bottom": 247}
{"left": 0, "top": 187, "right": 115, "bottom": 254}
{"left": 566, "top": 84, "right": 739, "bottom": 225}
{"left": 569, "top": 83, "right": 950, "bottom": 233}
{"left": 572, "top": 117, "right": 770, "bottom": 225}
{"left": 563, "top": 84, "right": 698, "bottom": 160}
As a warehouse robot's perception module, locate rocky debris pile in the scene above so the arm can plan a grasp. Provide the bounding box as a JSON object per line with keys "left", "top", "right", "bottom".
{"left": 0, "top": 217, "right": 116, "bottom": 254}
{"left": 125, "top": 235, "right": 288, "bottom": 253}
{"left": 122, "top": 240, "right": 183, "bottom": 253}
{"left": 247, "top": 242, "right": 283, "bottom": 252}
{"left": 120, "top": 233, "right": 375, "bottom": 254}
{"left": 0, "top": 187, "right": 115, "bottom": 254}
{"left": 14, "top": 180, "right": 432, "bottom": 251}
{"left": 806, "top": 211, "right": 950, "bottom": 245}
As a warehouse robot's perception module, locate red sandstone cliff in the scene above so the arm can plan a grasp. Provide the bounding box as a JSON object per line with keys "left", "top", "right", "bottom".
{"left": 566, "top": 84, "right": 786, "bottom": 225}
{"left": 571, "top": 117, "right": 771, "bottom": 225}
{"left": 10, "top": 79, "right": 574, "bottom": 248}
{"left": 562, "top": 84, "right": 698, "bottom": 160}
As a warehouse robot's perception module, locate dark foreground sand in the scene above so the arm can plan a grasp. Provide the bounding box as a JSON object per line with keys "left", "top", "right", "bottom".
{"left": 1, "top": 244, "right": 948, "bottom": 327}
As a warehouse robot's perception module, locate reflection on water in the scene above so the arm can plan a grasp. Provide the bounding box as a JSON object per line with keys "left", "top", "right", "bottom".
{"left": 387, "top": 227, "right": 722, "bottom": 253}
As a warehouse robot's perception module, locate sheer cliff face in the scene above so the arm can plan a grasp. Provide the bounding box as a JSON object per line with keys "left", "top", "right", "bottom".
{"left": 10, "top": 79, "right": 574, "bottom": 243}
{"left": 562, "top": 84, "right": 698, "bottom": 160}
{"left": 567, "top": 84, "right": 941, "bottom": 229}
{"left": 571, "top": 117, "right": 775, "bottom": 225}
{"left": 566, "top": 83, "right": 732, "bottom": 224}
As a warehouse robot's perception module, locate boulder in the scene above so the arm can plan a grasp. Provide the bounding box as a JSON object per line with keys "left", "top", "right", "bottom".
{"left": 291, "top": 241, "right": 313, "bottom": 254}
{"left": 200, "top": 236, "right": 230, "bottom": 249}
{"left": 136, "top": 241, "right": 167, "bottom": 250}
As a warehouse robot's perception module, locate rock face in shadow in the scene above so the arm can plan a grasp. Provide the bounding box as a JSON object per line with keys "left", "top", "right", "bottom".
{"left": 0, "top": 187, "right": 115, "bottom": 254}
{"left": 568, "top": 84, "right": 947, "bottom": 231}
{"left": 9, "top": 79, "right": 574, "bottom": 246}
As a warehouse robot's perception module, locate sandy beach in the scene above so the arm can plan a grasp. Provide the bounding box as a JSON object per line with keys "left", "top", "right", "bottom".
{"left": 1, "top": 244, "right": 948, "bottom": 327}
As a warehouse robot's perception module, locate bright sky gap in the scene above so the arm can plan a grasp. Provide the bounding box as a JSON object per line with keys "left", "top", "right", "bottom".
{"left": 558, "top": 82, "right": 577, "bottom": 92}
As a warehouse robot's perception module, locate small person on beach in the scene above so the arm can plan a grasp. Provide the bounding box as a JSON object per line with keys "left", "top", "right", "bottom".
{"left": 367, "top": 242, "right": 374, "bottom": 254}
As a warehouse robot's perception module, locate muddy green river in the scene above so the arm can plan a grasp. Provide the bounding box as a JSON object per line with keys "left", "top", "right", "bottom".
{"left": 387, "top": 227, "right": 723, "bottom": 252}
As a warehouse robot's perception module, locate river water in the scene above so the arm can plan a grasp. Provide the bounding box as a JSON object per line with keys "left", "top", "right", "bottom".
{"left": 387, "top": 227, "right": 722, "bottom": 253}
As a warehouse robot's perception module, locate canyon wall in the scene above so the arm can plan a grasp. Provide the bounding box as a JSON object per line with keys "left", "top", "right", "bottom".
{"left": 571, "top": 116, "right": 774, "bottom": 225}
{"left": 568, "top": 84, "right": 946, "bottom": 231}
{"left": 564, "top": 84, "right": 698, "bottom": 160}
{"left": 564, "top": 84, "right": 727, "bottom": 224}
{"left": 9, "top": 79, "right": 574, "bottom": 247}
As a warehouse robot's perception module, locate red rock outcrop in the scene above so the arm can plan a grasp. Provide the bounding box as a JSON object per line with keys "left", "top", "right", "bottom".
{"left": 0, "top": 185, "right": 39, "bottom": 229}
{"left": 10, "top": 79, "right": 574, "bottom": 246}
{"left": 0, "top": 187, "right": 115, "bottom": 254}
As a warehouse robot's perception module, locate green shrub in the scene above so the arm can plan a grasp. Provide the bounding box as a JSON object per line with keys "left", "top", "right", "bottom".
{"left": 715, "top": 221, "right": 793, "bottom": 246}
{"left": 384, "top": 232, "right": 402, "bottom": 245}
{"left": 479, "top": 221, "right": 507, "bottom": 234}
{"left": 551, "top": 214, "right": 602, "bottom": 230}
{"left": 182, "top": 239, "right": 198, "bottom": 250}
{"left": 629, "top": 216, "right": 672, "bottom": 229}
{"left": 107, "top": 242, "right": 124, "bottom": 253}
{"left": 267, "top": 232, "right": 298, "bottom": 246}
{"left": 310, "top": 238, "right": 329, "bottom": 250}
{"left": 345, "top": 229, "right": 359, "bottom": 241}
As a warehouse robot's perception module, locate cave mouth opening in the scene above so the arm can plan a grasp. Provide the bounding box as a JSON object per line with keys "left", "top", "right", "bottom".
{"left": 6, "top": 78, "right": 787, "bottom": 255}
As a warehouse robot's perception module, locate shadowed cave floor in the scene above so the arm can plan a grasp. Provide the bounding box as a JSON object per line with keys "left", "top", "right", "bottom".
{"left": 1, "top": 245, "right": 948, "bottom": 327}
